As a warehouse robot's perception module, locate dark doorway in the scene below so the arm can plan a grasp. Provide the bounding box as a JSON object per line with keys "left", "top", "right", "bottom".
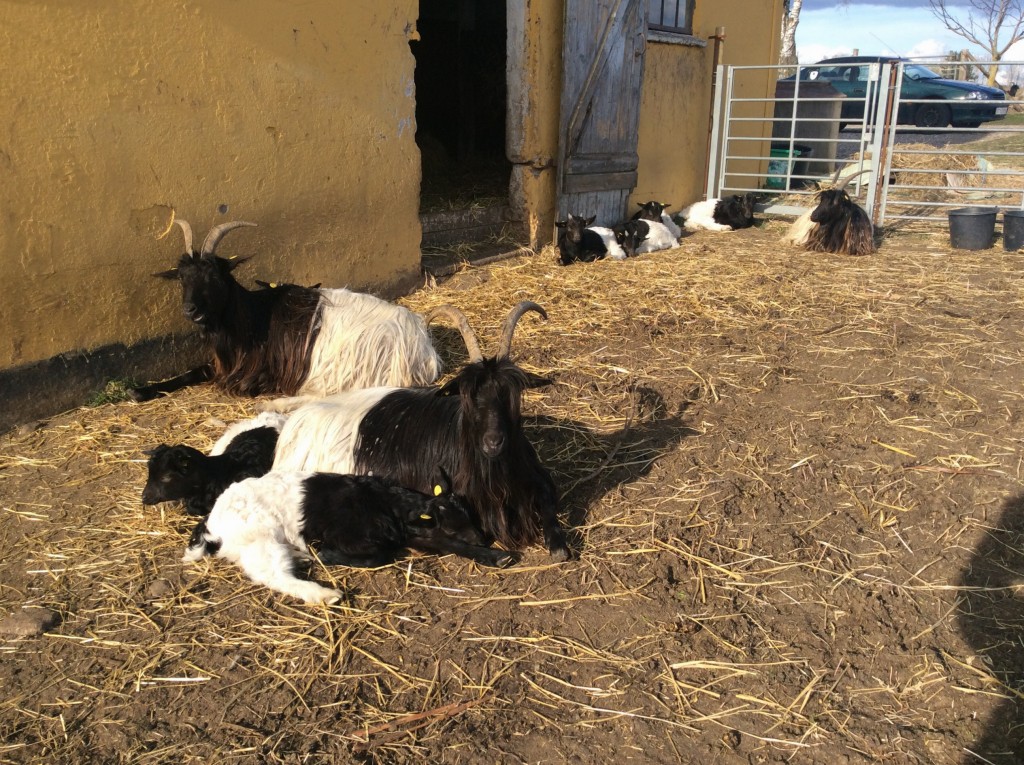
{"left": 412, "top": 1, "right": 519, "bottom": 269}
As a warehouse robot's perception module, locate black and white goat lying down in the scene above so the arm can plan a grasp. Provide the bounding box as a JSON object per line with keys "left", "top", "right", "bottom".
{"left": 555, "top": 214, "right": 627, "bottom": 264}
{"left": 266, "top": 302, "right": 572, "bottom": 561}
{"left": 130, "top": 219, "right": 440, "bottom": 401}
{"left": 184, "top": 469, "right": 512, "bottom": 603}
{"left": 556, "top": 206, "right": 679, "bottom": 264}
{"left": 631, "top": 200, "right": 683, "bottom": 240}
{"left": 680, "top": 193, "right": 757, "bottom": 232}
{"left": 142, "top": 411, "right": 287, "bottom": 516}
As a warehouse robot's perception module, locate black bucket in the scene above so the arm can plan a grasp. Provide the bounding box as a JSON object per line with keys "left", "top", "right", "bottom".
{"left": 1004, "top": 210, "right": 1024, "bottom": 251}
{"left": 948, "top": 206, "right": 997, "bottom": 250}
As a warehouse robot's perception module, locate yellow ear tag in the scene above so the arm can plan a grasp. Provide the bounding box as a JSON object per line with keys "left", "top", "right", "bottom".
{"left": 420, "top": 513, "right": 432, "bottom": 520}
{"left": 433, "top": 485, "right": 443, "bottom": 496}
{"left": 269, "top": 282, "right": 277, "bottom": 288}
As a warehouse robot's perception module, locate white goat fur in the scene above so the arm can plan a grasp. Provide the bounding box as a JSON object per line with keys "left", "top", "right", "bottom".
{"left": 681, "top": 200, "right": 734, "bottom": 232}
{"left": 183, "top": 472, "right": 343, "bottom": 604}
{"left": 265, "top": 387, "right": 396, "bottom": 473}
{"left": 636, "top": 221, "right": 680, "bottom": 254}
{"left": 659, "top": 212, "right": 683, "bottom": 239}
{"left": 589, "top": 226, "right": 627, "bottom": 260}
{"left": 209, "top": 411, "right": 289, "bottom": 456}
{"left": 299, "top": 289, "right": 441, "bottom": 395}
{"left": 781, "top": 209, "right": 814, "bottom": 247}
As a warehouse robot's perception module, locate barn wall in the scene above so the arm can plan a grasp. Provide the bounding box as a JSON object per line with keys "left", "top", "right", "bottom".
{"left": 633, "top": 0, "right": 785, "bottom": 209}
{"left": 0, "top": 1, "right": 421, "bottom": 376}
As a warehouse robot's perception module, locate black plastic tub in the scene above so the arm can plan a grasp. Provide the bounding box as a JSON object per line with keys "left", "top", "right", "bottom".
{"left": 1004, "top": 210, "right": 1024, "bottom": 251}
{"left": 948, "top": 206, "right": 997, "bottom": 250}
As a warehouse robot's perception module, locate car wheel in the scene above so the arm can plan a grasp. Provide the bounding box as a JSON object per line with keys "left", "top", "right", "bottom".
{"left": 914, "top": 102, "right": 951, "bottom": 129}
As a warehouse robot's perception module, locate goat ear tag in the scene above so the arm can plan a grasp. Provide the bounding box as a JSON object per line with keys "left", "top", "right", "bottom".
{"left": 433, "top": 485, "right": 443, "bottom": 496}
{"left": 419, "top": 513, "right": 433, "bottom": 520}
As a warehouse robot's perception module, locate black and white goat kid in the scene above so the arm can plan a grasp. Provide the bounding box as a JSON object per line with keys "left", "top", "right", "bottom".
{"left": 130, "top": 219, "right": 440, "bottom": 401}
{"left": 681, "top": 193, "right": 757, "bottom": 232}
{"left": 267, "top": 302, "right": 572, "bottom": 561}
{"left": 555, "top": 214, "right": 626, "bottom": 264}
{"left": 184, "top": 468, "right": 511, "bottom": 603}
{"left": 142, "top": 411, "right": 287, "bottom": 516}
{"left": 631, "top": 200, "right": 683, "bottom": 240}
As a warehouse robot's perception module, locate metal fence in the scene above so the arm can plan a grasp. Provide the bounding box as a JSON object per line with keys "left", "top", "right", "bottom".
{"left": 706, "top": 59, "right": 1024, "bottom": 227}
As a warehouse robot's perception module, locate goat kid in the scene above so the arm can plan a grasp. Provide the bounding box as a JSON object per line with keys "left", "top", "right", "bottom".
{"left": 268, "top": 302, "right": 572, "bottom": 561}
{"left": 631, "top": 200, "right": 683, "bottom": 239}
{"left": 682, "top": 193, "right": 757, "bottom": 232}
{"left": 184, "top": 469, "right": 512, "bottom": 603}
{"left": 555, "top": 214, "right": 626, "bottom": 264}
{"left": 131, "top": 219, "right": 439, "bottom": 401}
{"left": 142, "top": 411, "right": 286, "bottom": 516}
{"left": 613, "top": 219, "right": 649, "bottom": 257}
{"left": 633, "top": 219, "right": 679, "bottom": 254}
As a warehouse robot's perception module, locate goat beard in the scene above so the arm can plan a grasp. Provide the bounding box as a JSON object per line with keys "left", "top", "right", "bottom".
{"left": 456, "top": 455, "right": 544, "bottom": 549}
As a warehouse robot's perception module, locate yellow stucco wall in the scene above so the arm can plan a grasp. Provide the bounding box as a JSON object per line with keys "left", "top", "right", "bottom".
{"left": 1, "top": 1, "right": 420, "bottom": 370}
{"left": 633, "top": 1, "right": 785, "bottom": 210}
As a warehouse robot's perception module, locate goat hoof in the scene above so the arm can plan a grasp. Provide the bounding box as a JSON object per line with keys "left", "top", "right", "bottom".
{"left": 496, "top": 552, "right": 518, "bottom": 568}
{"left": 549, "top": 545, "right": 572, "bottom": 563}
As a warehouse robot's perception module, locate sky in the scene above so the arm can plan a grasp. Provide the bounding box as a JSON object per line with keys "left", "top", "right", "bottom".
{"left": 796, "top": 0, "right": 1024, "bottom": 69}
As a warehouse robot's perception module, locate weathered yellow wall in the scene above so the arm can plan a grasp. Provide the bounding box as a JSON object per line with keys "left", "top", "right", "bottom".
{"left": 633, "top": 1, "right": 785, "bottom": 209}
{"left": 1, "top": 1, "right": 420, "bottom": 370}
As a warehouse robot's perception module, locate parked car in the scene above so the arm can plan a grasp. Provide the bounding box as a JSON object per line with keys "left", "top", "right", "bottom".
{"left": 782, "top": 56, "right": 1007, "bottom": 129}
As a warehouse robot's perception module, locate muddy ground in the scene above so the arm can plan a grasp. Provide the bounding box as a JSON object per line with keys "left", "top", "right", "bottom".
{"left": 1, "top": 220, "right": 1023, "bottom": 764}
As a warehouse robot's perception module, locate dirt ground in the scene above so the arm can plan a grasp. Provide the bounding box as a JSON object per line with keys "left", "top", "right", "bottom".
{"left": 2, "top": 220, "right": 1024, "bottom": 764}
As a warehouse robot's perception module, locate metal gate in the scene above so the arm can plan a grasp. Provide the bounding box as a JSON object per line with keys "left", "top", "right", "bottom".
{"left": 707, "top": 59, "right": 1024, "bottom": 227}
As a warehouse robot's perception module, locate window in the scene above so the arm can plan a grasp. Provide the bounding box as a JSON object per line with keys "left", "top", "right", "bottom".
{"left": 648, "top": 0, "right": 695, "bottom": 35}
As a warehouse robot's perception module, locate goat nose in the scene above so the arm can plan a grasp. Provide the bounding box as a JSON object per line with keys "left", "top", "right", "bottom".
{"left": 183, "top": 304, "right": 205, "bottom": 323}
{"left": 483, "top": 433, "right": 505, "bottom": 457}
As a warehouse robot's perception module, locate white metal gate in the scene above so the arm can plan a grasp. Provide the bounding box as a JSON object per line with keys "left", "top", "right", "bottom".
{"left": 707, "top": 59, "right": 1023, "bottom": 227}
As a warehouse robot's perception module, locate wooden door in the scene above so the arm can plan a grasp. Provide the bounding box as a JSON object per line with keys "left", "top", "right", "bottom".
{"left": 557, "top": 0, "right": 646, "bottom": 225}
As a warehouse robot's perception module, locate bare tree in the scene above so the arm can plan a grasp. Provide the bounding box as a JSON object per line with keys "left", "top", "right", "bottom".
{"left": 929, "top": 0, "right": 1024, "bottom": 84}
{"left": 779, "top": 0, "right": 802, "bottom": 74}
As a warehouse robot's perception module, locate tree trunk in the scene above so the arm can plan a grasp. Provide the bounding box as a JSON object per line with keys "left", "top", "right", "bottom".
{"left": 779, "top": 0, "right": 802, "bottom": 75}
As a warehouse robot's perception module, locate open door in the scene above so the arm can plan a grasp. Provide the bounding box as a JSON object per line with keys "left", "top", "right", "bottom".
{"left": 557, "top": 0, "right": 646, "bottom": 225}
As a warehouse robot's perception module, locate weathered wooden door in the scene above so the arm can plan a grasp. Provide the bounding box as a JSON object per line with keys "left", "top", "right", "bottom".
{"left": 557, "top": 0, "right": 646, "bottom": 225}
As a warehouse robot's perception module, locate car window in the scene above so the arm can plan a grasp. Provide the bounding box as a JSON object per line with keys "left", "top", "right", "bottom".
{"left": 904, "top": 64, "right": 941, "bottom": 81}
{"left": 808, "top": 65, "right": 846, "bottom": 81}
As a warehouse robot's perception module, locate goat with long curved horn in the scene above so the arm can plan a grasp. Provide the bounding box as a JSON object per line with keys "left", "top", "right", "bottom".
{"left": 267, "top": 299, "right": 570, "bottom": 560}
{"left": 782, "top": 167, "right": 875, "bottom": 255}
{"left": 201, "top": 221, "right": 258, "bottom": 257}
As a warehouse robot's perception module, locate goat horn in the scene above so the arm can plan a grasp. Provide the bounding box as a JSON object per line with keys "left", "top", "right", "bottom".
{"left": 201, "top": 221, "right": 258, "bottom": 256}
{"left": 174, "top": 219, "right": 195, "bottom": 255}
{"left": 835, "top": 167, "right": 871, "bottom": 191}
{"left": 497, "top": 301, "right": 548, "bottom": 359}
{"left": 423, "top": 304, "right": 483, "bottom": 363}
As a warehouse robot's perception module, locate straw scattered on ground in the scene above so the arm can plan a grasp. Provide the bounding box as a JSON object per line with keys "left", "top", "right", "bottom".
{"left": 2, "top": 220, "right": 1024, "bottom": 764}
